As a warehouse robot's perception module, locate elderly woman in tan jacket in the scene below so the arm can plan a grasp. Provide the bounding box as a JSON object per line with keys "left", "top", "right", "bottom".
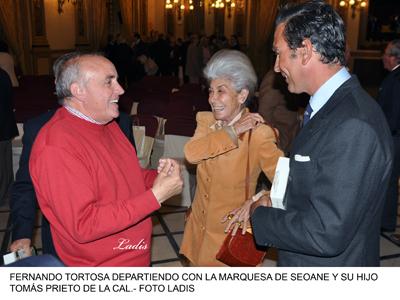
{"left": 180, "top": 50, "right": 283, "bottom": 266}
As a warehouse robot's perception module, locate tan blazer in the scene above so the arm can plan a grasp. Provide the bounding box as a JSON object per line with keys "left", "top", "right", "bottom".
{"left": 180, "top": 111, "right": 283, "bottom": 266}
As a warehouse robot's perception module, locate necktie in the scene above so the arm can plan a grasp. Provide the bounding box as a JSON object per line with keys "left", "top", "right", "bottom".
{"left": 303, "top": 103, "right": 313, "bottom": 127}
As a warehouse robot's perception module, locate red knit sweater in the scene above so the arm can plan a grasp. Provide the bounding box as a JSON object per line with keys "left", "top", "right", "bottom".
{"left": 30, "top": 107, "right": 159, "bottom": 266}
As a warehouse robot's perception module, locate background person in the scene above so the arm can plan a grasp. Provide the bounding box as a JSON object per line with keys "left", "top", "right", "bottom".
{"left": 0, "top": 67, "right": 18, "bottom": 207}
{"left": 378, "top": 39, "right": 400, "bottom": 235}
{"left": 0, "top": 40, "right": 19, "bottom": 87}
{"left": 180, "top": 49, "right": 283, "bottom": 266}
{"left": 257, "top": 67, "right": 306, "bottom": 154}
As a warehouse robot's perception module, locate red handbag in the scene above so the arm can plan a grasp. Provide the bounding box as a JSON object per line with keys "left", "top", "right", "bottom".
{"left": 216, "top": 130, "right": 267, "bottom": 266}
{"left": 216, "top": 229, "right": 266, "bottom": 266}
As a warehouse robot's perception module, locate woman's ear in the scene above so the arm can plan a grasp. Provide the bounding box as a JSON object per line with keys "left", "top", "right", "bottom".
{"left": 300, "top": 39, "right": 313, "bottom": 65}
{"left": 238, "top": 89, "right": 249, "bottom": 104}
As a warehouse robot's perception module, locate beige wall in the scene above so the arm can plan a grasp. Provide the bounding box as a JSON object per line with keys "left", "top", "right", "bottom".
{"left": 44, "top": 0, "right": 76, "bottom": 50}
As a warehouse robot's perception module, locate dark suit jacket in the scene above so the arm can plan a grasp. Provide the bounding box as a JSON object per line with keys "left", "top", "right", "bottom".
{"left": 377, "top": 66, "right": 400, "bottom": 135}
{"left": 0, "top": 68, "right": 18, "bottom": 141}
{"left": 377, "top": 66, "right": 400, "bottom": 231}
{"left": 10, "top": 109, "right": 136, "bottom": 255}
{"left": 251, "top": 76, "right": 394, "bottom": 266}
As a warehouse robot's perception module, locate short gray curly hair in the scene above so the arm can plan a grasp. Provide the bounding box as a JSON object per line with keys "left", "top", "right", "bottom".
{"left": 53, "top": 52, "right": 104, "bottom": 104}
{"left": 203, "top": 49, "right": 257, "bottom": 104}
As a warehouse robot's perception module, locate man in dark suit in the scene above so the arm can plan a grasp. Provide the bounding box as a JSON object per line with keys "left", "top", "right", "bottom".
{"left": 9, "top": 109, "right": 136, "bottom": 257}
{"left": 0, "top": 68, "right": 19, "bottom": 207}
{"left": 249, "top": 1, "right": 393, "bottom": 266}
{"left": 378, "top": 39, "right": 400, "bottom": 234}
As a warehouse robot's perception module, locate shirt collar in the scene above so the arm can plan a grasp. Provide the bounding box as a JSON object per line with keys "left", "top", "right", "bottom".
{"left": 211, "top": 109, "right": 244, "bottom": 130}
{"left": 64, "top": 105, "right": 105, "bottom": 125}
{"left": 309, "top": 67, "right": 351, "bottom": 118}
{"left": 392, "top": 64, "right": 400, "bottom": 71}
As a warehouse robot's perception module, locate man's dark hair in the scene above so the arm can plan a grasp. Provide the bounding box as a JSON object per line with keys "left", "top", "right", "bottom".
{"left": 276, "top": 0, "right": 346, "bottom": 65}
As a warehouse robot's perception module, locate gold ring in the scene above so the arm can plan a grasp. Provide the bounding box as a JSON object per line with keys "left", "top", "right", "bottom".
{"left": 227, "top": 214, "right": 234, "bottom": 220}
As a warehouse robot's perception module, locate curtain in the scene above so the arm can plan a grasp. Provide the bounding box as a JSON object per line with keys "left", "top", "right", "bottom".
{"left": 87, "top": 0, "right": 108, "bottom": 50}
{"left": 247, "top": 0, "right": 280, "bottom": 78}
{"left": 0, "top": 0, "right": 25, "bottom": 71}
{"left": 119, "top": 0, "right": 136, "bottom": 40}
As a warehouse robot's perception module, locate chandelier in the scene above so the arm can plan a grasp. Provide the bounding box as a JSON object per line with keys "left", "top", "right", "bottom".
{"left": 57, "top": 0, "right": 78, "bottom": 14}
{"left": 32, "top": 0, "right": 77, "bottom": 14}
{"left": 210, "top": 0, "right": 235, "bottom": 9}
{"left": 339, "top": 0, "right": 368, "bottom": 19}
{"left": 165, "top": 0, "right": 204, "bottom": 20}
{"left": 209, "top": 0, "right": 243, "bottom": 18}
{"left": 165, "top": 0, "right": 203, "bottom": 20}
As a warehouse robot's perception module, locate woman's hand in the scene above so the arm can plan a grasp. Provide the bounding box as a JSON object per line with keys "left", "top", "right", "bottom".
{"left": 233, "top": 112, "right": 265, "bottom": 136}
{"left": 250, "top": 194, "right": 272, "bottom": 215}
{"left": 157, "top": 158, "right": 175, "bottom": 176}
{"left": 152, "top": 159, "right": 183, "bottom": 204}
{"left": 221, "top": 199, "right": 253, "bottom": 236}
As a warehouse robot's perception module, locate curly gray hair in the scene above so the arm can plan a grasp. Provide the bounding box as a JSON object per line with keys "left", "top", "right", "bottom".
{"left": 203, "top": 49, "right": 257, "bottom": 105}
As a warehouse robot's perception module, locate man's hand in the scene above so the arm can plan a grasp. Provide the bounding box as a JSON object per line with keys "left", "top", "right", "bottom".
{"left": 152, "top": 158, "right": 183, "bottom": 204}
{"left": 9, "top": 238, "right": 32, "bottom": 256}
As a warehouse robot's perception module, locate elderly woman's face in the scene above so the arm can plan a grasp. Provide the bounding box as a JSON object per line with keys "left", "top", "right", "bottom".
{"left": 208, "top": 78, "right": 245, "bottom": 124}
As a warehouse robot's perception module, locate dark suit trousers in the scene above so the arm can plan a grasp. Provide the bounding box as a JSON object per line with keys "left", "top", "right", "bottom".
{"left": 0, "top": 140, "right": 13, "bottom": 206}
{"left": 382, "top": 135, "right": 400, "bottom": 231}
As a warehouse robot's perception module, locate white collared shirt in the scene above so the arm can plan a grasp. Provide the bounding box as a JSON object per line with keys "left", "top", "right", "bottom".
{"left": 308, "top": 67, "right": 351, "bottom": 119}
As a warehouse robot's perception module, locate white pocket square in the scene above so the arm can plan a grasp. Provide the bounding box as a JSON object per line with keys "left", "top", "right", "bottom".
{"left": 294, "top": 154, "right": 311, "bottom": 162}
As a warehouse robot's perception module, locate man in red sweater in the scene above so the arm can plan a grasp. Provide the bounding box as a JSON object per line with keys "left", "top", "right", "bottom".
{"left": 29, "top": 52, "right": 183, "bottom": 266}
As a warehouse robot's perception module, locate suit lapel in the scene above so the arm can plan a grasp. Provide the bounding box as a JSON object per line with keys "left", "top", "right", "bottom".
{"left": 292, "top": 76, "right": 358, "bottom": 152}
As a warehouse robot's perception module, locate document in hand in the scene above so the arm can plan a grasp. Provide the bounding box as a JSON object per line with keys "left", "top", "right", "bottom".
{"left": 270, "top": 157, "right": 290, "bottom": 210}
